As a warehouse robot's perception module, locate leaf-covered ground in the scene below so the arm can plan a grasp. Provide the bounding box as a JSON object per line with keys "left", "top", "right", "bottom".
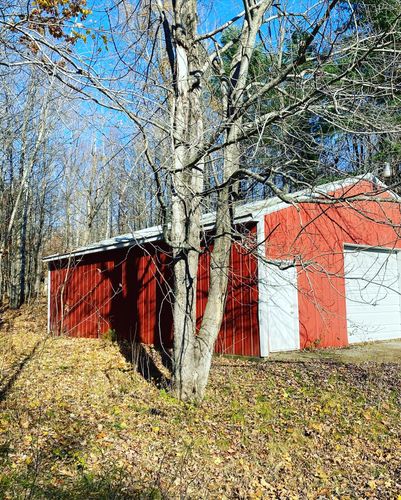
{"left": 0, "top": 304, "right": 400, "bottom": 499}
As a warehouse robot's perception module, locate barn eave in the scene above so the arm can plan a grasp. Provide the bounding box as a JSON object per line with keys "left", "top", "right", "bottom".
{"left": 43, "top": 173, "right": 391, "bottom": 264}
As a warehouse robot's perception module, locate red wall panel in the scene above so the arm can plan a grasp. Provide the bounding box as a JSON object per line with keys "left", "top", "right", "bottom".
{"left": 205, "top": 229, "right": 260, "bottom": 356}
{"left": 49, "top": 225, "right": 260, "bottom": 357}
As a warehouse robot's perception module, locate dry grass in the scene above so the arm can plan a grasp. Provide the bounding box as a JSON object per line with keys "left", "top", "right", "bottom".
{"left": 269, "top": 339, "right": 401, "bottom": 364}
{"left": 0, "top": 304, "right": 400, "bottom": 498}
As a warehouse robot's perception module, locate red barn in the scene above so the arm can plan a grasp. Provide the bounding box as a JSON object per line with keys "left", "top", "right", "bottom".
{"left": 44, "top": 175, "right": 401, "bottom": 356}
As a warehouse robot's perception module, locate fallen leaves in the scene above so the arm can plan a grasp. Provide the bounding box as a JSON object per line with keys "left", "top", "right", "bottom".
{"left": 0, "top": 304, "right": 400, "bottom": 498}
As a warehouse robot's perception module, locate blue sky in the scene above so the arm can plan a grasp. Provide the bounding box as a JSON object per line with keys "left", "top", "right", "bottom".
{"left": 66, "top": 0, "right": 327, "bottom": 149}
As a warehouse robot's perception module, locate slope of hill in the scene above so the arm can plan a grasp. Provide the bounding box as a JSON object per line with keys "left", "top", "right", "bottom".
{"left": 0, "top": 304, "right": 400, "bottom": 498}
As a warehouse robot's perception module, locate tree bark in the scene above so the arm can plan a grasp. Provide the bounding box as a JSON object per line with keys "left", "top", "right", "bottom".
{"left": 168, "top": 0, "right": 206, "bottom": 402}
{"left": 168, "top": 1, "right": 269, "bottom": 402}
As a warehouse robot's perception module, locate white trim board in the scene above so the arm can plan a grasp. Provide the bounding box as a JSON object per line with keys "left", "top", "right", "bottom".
{"left": 256, "top": 217, "right": 269, "bottom": 357}
{"left": 344, "top": 243, "right": 401, "bottom": 253}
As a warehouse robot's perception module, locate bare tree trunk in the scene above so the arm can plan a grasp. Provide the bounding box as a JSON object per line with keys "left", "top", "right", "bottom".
{"left": 172, "top": 2, "right": 268, "bottom": 401}
{"left": 16, "top": 187, "right": 29, "bottom": 307}
{"left": 168, "top": 0, "right": 206, "bottom": 401}
{"left": 31, "top": 179, "right": 47, "bottom": 300}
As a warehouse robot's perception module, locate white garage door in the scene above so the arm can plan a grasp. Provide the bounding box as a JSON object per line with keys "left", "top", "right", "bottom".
{"left": 344, "top": 247, "right": 401, "bottom": 343}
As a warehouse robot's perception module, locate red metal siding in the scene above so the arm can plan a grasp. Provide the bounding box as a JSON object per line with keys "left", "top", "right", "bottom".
{"left": 50, "top": 256, "right": 116, "bottom": 338}
{"left": 49, "top": 225, "right": 260, "bottom": 357}
{"left": 265, "top": 180, "right": 401, "bottom": 349}
{"left": 200, "top": 231, "right": 260, "bottom": 356}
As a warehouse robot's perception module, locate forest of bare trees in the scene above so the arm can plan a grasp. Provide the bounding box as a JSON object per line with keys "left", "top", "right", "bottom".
{"left": 0, "top": 67, "right": 160, "bottom": 308}
{"left": 1, "top": 0, "right": 401, "bottom": 400}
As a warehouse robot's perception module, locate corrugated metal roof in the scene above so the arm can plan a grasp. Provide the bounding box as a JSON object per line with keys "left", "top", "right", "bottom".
{"left": 43, "top": 173, "right": 385, "bottom": 262}
{"left": 43, "top": 225, "right": 164, "bottom": 262}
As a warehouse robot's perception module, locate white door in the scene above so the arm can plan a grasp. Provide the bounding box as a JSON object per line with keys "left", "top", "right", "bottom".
{"left": 265, "top": 264, "right": 300, "bottom": 352}
{"left": 344, "top": 247, "right": 401, "bottom": 343}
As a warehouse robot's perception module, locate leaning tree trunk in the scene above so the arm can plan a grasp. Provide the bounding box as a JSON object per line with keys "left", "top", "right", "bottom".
{"left": 194, "top": 135, "right": 241, "bottom": 398}
{"left": 168, "top": 0, "right": 267, "bottom": 403}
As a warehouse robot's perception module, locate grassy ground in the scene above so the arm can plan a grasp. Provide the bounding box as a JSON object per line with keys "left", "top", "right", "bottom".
{"left": 269, "top": 339, "right": 401, "bottom": 364}
{"left": 0, "top": 305, "right": 400, "bottom": 499}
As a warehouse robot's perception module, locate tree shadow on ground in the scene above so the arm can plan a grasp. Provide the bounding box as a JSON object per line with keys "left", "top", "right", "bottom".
{"left": 117, "top": 340, "right": 171, "bottom": 389}
{"left": 0, "top": 468, "right": 166, "bottom": 500}
{"left": 0, "top": 340, "right": 42, "bottom": 403}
